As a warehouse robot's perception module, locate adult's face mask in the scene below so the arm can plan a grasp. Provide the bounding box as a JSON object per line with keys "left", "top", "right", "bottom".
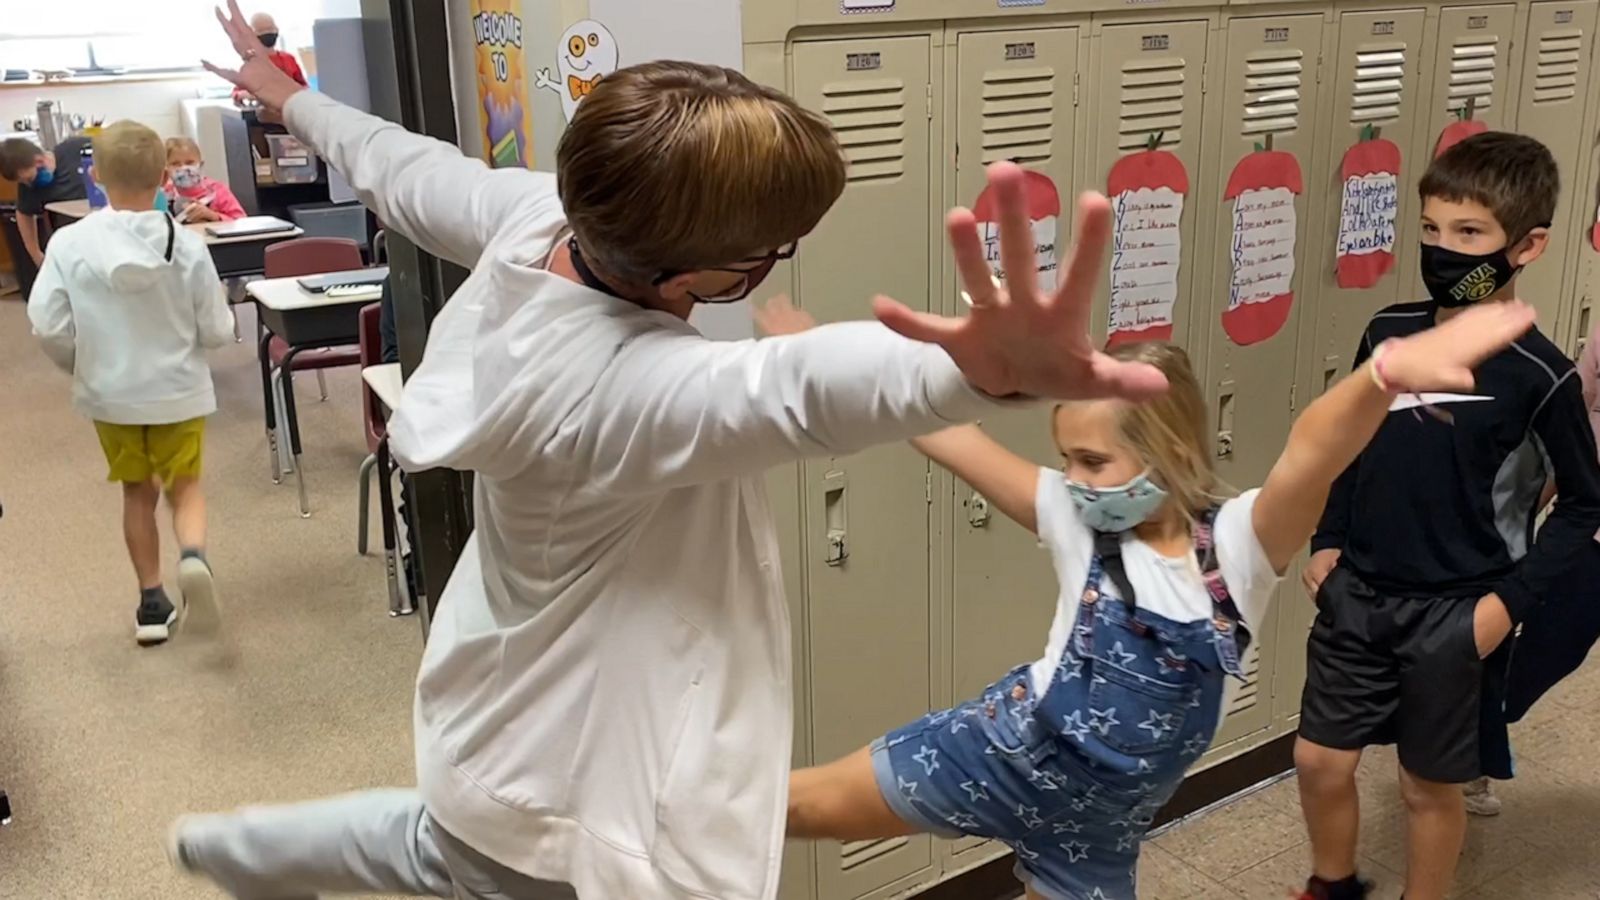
{"left": 258, "top": 31, "right": 280, "bottom": 48}
{"left": 1419, "top": 243, "right": 1518, "bottom": 308}
{"left": 1066, "top": 470, "right": 1169, "bottom": 533}
{"left": 689, "top": 259, "right": 779, "bottom": 304}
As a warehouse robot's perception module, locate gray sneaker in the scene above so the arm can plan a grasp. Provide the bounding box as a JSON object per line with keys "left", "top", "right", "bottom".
{"left": 178, "top": 555, "right": 221, "bottom": 637}
{"left": 1464, "top": 777, "right": 1501, "bottom": 817}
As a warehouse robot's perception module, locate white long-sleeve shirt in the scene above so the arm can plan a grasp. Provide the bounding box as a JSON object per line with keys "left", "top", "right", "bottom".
{"left": 27, "top": 209, "right": 232, "bottom": 424}
{"left": 284, "top": 90, "right": 1018, "bottom": 899}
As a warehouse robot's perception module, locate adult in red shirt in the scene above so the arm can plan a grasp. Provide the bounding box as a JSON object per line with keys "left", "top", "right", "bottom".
{"left": 232, "top": 12, "right": 306, "bottom": 105}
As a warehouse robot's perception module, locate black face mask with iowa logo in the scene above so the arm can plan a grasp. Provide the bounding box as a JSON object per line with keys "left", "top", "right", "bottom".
{"left": 1419, "top": 242, "right": 1518, "bottom": 308}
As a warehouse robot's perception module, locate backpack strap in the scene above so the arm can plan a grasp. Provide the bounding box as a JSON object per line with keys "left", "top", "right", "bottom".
{"left": 1193, "top": 506, "right": 1253, "bottom": 656}
{"left": 1093, "top": 530, "right": 1140, "bottom": 613}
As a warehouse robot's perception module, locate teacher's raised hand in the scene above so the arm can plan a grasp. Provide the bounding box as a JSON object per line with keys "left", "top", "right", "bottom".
{"left": 873, "top": 162, "right": 1168, "bottom": 402}
{"left": 202, "top": 0, "right": 307, "bottom": 119}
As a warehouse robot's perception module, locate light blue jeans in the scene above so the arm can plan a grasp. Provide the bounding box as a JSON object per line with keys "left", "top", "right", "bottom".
{"left": 176, "top": 788, "right": 578, "bottom": 900}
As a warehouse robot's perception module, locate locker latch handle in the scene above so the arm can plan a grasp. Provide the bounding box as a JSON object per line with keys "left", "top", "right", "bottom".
{"left": 823, "top": 471, "right": 849, "bottom": 567}
{"left": 968, "top": 492, "right": 992, "bottom": 528}
{"left": 1216, "top": 388, "right": 1235, "bottom": 460}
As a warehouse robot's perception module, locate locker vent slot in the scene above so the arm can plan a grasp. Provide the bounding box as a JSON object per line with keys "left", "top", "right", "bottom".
{"left": 1532, "top": 30, "right": 1584, "bottom": 105}
{"left": 1117, "top": 57, "right": 1188, "bottom": 150}
{"left": 1350, "top": 44, "right": 1408, "bottom": 125}
{"left": 1241, "top": 49, "right": 1304, "bottom": 135}
{"left": 819, "top": 78, "right": 907, "bottom": 185}
{"left": 980, "top": 67, "right": 1057, "bottom": 165}
{"left": 1224, "top": 641, "right": 1263, "bottom": 717}
{"left": 841, "top": 836, "right": 911, "bottom": 871}
{"left": 1447, "top": 37, "right": 1498, "bottom": 111}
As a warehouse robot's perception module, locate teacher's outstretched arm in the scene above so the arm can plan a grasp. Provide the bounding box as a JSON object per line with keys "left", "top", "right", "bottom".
{"left": 204, "top": 0, "right": 549, "bottom": 268}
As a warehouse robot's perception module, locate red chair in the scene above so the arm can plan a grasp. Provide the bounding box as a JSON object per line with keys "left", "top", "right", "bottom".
{"left": 261, "top": 237, "right": 366, "bottom": 516}
{"left": 356, "top": 302, "right": 412, "bottom": 616}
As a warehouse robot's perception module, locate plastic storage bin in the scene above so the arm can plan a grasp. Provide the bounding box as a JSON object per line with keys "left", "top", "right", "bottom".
{"left": 265, "top": 133, "right": 319, "bottom": 185}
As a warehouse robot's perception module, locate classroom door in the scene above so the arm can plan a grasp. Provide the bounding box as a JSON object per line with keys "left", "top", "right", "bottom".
{"left": 790, "top": 34, "right": 938, "bottom": 900}
{"left": 1200, "top": 14, "right": 1325, "bottom": 746}
{"left": 1090, "top": 19, "right": 1213, "bottom": 358}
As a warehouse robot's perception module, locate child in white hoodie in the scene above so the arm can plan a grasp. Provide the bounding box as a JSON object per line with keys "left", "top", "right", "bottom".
{"left": 28, "top": 120, "right": 234, "bottom": 646}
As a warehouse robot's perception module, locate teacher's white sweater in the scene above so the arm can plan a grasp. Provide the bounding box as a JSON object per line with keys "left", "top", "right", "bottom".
{"left": 284, "top": 89, "right": 1013, "bottom": 900}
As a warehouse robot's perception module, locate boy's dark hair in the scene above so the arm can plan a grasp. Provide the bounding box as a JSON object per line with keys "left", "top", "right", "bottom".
{"left": 1419, "top": 132, "right": 1559, "bottom": 242}
{"left": 0, "top": 137, "right": 44, "bottom": 182}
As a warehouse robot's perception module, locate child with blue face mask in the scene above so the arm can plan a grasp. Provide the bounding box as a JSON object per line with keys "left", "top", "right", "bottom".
{"left": 1, "top": 135, "right": 92, "bottom": 268}
{"left": 766, "top": 298, "right": 1538, "bottom": 900}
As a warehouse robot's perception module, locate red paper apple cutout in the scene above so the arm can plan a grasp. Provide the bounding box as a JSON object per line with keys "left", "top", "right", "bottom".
{"left": 1435, "top": 100, "right": 1489, "bottom": 159}
{"left": 973, "top": 168, "right": 1061, "bottom": 295}
{"left": 1107, "top": 139, "right": 1189, "bottom": 347}
{"left": 1336, "top": 126, "right": 1402, "bottom": 289}
{"left": 1223, "top": 140, "right": 1303, "bottom": 346}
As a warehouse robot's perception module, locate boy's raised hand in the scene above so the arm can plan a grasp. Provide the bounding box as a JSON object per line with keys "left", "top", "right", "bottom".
{"left": 202, "top": 0, "right": 306, "bottom": 119}
{"left": 1379, "top": 301, "right": 1537, "bottom": 392}
{"left": 873, "top": 162, "right": 1167, "bottom": 402}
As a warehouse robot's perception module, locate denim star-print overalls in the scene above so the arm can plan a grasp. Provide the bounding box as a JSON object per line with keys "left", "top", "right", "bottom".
{"left": 869, "top": 509, "right": 1251, "bottom": 900}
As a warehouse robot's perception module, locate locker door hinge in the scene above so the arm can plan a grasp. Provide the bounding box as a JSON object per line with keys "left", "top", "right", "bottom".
{"left": 1315, "top": 53, "right": 1324, "bottom": 84}
{"left": 1200, "top": 61, "right": 1208, "bottom": 95}
{"left": 925, "top": 471, "right": 933, "bottom": 503}
{"left": 1073, "top": 71, "right": 1081, "bottom": 107}
{"left": 925, "top": 83, "right": 933, "bottom": 121}
{"left": 1289, "top": 381, "right": 1298, "bottom": 414}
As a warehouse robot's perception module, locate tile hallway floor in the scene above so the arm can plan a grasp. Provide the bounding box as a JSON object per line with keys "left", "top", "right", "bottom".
{"left": 1132, "top": 657, "right": 1600, "bottom": 898}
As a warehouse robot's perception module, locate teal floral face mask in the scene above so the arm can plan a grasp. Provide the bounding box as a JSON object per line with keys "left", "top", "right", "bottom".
{"left": 1065, "top": 470, "right": 1168, "bottom": 533}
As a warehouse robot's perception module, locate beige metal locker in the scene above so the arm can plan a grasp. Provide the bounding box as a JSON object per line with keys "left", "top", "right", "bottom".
{"left": 945, "top": 27, "right": 1080, "bottom": 862}
{"left": 789, "top": 35, "right": 939, "bottom": 898}
{"left": 1310, "top": 9, "right": 1428, "bottom": 390}
{"left": 1396, "top": 4, "right": 1518, "bottom": 299}
{"left": 1090, "top": 19, "right": 1213, "bottom": 356}
{"left": 949, "top": 25, "right": 1077, "bottom": 717}
{"left": 1512, "top": 0, "right": 1600, "bottom": 332}
{"left": 1201, "top": 13, "right": 1325, "bottom": 744}
{"left": 1428, "top": 4, "right": 1517, "bottom": 132}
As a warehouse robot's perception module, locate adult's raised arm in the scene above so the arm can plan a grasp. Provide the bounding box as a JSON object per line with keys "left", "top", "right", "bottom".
{"left": 203, "top": 0, "right": 550, "bottom": 268}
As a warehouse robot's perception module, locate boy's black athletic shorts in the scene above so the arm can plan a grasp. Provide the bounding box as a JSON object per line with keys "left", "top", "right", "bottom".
{"left": 1299, "top": 565, "right": 1486, "bottom": 784}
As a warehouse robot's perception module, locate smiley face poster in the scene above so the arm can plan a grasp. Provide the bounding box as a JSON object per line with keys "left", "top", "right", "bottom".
{"left": 470, "top": 0, "right": 532, "bottom": 168}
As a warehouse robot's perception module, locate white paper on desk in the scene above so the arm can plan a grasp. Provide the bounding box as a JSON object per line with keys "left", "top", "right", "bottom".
{"left": 1228, "top": 187, "right": 1296, "bottom": 310}
{"left": 1388, "top": 393, "right": 1493, "bottom": 412}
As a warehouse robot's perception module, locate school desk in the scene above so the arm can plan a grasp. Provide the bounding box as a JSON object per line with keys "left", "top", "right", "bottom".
{"left": 44, "top": 200, "right": 303, "bottom": 278}
{"left": 361, "top": 362, "right": 411, "bottom": 616}
{"left": 246, "top": 274, "right": 380, "bottom": 516}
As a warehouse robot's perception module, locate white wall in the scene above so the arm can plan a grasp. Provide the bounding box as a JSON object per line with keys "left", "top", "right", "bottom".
{"left": 588, "top": 0, "right": 742, "bottom": 69}
{"left": 445, "top": 0, "right": 755, "bottom": 338}
{"left": 0, "top": 75, "right": 222, "bottom": 142}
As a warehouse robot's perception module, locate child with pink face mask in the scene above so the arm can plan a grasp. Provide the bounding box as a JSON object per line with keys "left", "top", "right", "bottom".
{"left": 164, "top": 137, "right": 246, "bottom": 224}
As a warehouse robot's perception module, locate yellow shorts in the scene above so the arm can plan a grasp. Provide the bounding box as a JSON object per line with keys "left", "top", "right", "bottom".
{"left": 93, "top": 418, "right": 206, "bottom": 485}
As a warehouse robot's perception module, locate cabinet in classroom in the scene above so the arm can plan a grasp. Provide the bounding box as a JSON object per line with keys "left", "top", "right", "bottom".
{"left": 218, "top": 106, "right": 332, "bottom": 219}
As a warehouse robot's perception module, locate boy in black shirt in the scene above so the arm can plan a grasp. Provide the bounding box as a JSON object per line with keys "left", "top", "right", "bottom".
{"left": 1295, "top": 132, "right": 1600, "bottom": 900}
{"left": 1, "top": 135, "right": 91, "bottom": 267}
